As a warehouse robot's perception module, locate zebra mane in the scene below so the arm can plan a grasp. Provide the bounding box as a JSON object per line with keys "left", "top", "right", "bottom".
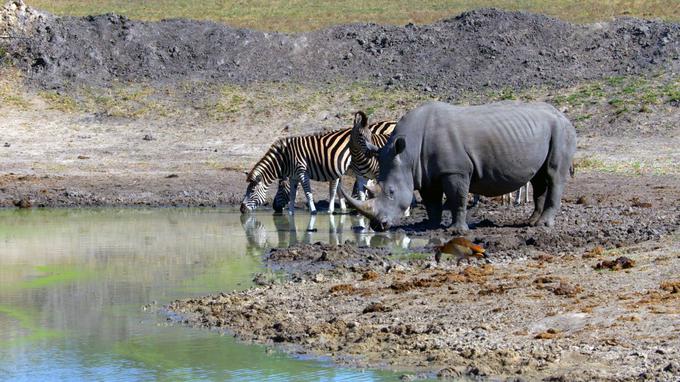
{"left": 247, "top": 137, "right": 293, "bottom": 182}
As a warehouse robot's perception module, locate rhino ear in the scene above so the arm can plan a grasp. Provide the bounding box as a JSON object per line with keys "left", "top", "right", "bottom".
{"left": 395, "top": 137, "right": 406, "bottom": 155}
{"left": 354, "top": 111, "right": 368, "bottom": 129}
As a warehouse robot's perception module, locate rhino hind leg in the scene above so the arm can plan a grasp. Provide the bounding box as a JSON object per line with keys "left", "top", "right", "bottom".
{"left": 534, "top": 171, "right": 567, "bottom": 227}
{"left": 528, "top": 174, "right": 548, "bottom": 225}
{"left": 442, "top": 173, "right": 470, "bottom": 232}
{"left": 529, "top": 134, "right": 572, "bottom": 227}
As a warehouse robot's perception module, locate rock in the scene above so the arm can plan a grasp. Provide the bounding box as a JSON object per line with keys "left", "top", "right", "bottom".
{"left": 143, "top": 134, "right": 155, "bottom": 141}
{"left": 660, "top": 280, "right": 680, "bottom": 293}
{"left": 13, "top": 197, "right": 31, "bottom": 208}
{"left": 594, "top": 256, "right": 635, "bottom": 271}
{"left": 535, "top": 328, "right": 560, "bottom": 339}
{"left": 663, "top": 362, "right": 678, "bottom": 373}
{"left": 576, "top": 195, "right": 590, "bottom": 205}
{"left": 362, "top": 302, "right": 392, "bottom": 314}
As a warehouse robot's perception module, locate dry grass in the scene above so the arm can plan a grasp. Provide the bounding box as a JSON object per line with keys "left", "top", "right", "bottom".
{"left": 0, "top": 67, "right": 31, "bottom": 109}
{"left": 28, "top": 0, "right": 680, "bottom": 32}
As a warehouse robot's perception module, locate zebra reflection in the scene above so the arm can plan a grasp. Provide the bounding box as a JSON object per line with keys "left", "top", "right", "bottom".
{"left": 240, "top": 213, "right": 411, "bottom": 254}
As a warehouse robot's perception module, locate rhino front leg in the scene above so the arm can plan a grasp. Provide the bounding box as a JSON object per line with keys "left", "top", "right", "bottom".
{"left": 442, "top": 173, "right": 470, "bottom": 232}
{"left": 420, "top": 187, "right": 443, "bottom": 229}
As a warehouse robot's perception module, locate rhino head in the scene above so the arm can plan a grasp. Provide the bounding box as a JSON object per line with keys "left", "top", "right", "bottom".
{"left": 342, "top": 134, "right": 413, "bottom": 231}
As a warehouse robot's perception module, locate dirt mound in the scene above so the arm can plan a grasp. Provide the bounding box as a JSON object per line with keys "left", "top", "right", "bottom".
{"left": 2, "top": 1, "right": 679, "bottom": 93}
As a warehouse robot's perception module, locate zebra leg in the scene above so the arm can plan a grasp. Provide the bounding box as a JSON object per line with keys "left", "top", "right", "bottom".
{"left": 513, "top": 187, "right": 522, "bottom": 206}
{"left": 328, "top": 178, "right": 340, "bottom": 214}
{"left": 288, "top": 177, "right": 299, "bottom": 214}
{"left": 337, "top": 180, "right": 347, "bottom": 211}
{"left": 356, "top": 175, "right": 367, "bottom": 201}
{"left": 299, "top": 171, "right": 317, "bottom": 214}
{"left": 524, "top": 183, "right": 530, "bottom": 204}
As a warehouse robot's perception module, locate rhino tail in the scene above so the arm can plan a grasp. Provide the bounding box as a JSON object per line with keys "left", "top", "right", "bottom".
{"left": 570, "top": 162, "right": 575, "bottom": 178}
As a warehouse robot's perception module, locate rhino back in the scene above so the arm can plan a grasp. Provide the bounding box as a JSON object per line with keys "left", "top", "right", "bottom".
{"left": 394, "top": 101, "right": 568, "bottom": 195}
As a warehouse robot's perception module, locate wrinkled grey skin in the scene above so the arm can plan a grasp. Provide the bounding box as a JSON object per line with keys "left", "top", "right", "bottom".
{"left": 344, "top": 101, "right": 576, "bottom": 232}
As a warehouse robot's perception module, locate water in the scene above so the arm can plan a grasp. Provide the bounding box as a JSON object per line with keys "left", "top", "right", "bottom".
{"left": 0, "top": 208, "right": 425, "bottom": 381}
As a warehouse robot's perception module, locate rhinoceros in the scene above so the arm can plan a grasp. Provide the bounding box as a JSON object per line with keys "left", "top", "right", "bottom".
{"left": 342, "top": 101, "right": 576, "bottom": 232}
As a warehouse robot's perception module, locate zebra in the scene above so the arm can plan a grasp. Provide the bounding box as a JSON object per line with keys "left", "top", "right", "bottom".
{"left": 241, "top": 120, "right": 396, "bottom": 215}
{"left": 349, "top": 111, "right": 393, "bottom": 201}
{"left": 470, "top": 183, "right": 531, "bottom": 207}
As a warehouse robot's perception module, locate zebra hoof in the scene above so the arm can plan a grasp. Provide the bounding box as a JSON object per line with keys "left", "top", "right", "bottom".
{"left": 310, "top": 210, "right": 318, "bottom": 215}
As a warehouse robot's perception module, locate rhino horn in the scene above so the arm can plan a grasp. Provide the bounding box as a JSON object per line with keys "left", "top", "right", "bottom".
{"left": 341, "top": 184, "right": 378, "bottom": 220}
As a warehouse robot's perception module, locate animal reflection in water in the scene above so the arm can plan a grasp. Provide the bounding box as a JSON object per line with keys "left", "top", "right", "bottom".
{"left": 239, "top": 213, "right": 411, "bottom": 254}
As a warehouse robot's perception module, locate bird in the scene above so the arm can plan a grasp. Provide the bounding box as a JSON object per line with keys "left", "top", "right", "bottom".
{"left": 434, "top": 237, "right": 486, "bottom": 265}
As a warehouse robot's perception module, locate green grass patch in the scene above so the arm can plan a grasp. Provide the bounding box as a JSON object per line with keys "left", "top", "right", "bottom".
{"left": 39, "top": 91, "right": 78, "bottom": 112}
{"left": 0, "top": 68, "right": 31, "bottom": 109}
{"left": 550, "top": 73, "right": 679, "bottom": 118}
{"left": 29, "top": 1, "right": 680, "bottom": 32}
{"left": 574, "top": 156, "right": 678, "bottom": 176}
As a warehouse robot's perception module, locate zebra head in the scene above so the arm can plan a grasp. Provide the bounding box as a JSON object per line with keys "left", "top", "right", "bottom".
{"left": 351, "top": 111, "right": 381, "bottom": 160}
{"left": 240, "top": 175, "right": 270, "bottom": 213}
{"left": 241, "top": 140, "right": 287, "bottom": 214}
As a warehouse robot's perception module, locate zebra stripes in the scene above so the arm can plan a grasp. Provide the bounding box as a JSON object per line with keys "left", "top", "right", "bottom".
{"left": 349, "top": 112, "right": 395, "bottom": 200}
{"left": 241, "top": 119, "right": 396, "bottom": 214}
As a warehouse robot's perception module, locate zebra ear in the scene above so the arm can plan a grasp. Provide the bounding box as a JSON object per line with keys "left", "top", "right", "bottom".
{"left": 354, "top": 111, "right": 368, "bottom": 129}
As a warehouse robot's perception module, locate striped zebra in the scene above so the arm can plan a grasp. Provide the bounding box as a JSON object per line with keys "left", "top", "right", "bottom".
{"left": 349, "top": 111, "right": 393, "bottom": 201}
{"left": 471, "top": 183, "right": 531, "bottom": 207}
{"left": 241, "top": 120, "right": 396, "bottom": 215}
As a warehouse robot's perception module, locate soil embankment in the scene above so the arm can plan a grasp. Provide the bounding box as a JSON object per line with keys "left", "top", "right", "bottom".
{"left": 2, "top": 1, "right": 679, "bottom": 92}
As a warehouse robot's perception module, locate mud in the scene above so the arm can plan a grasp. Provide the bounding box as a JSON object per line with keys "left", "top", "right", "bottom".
{"left": 2, "top": 1, "right": 679, "bottom": 95}
{"left": 168, "top": 173, "right": 680, "bottom": 380}
{"left": 168, "top": 235, "right": 680, "bottom": 381}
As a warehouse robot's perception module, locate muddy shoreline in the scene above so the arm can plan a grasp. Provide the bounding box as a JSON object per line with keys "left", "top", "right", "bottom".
{"left": 168, "top": 237, "right": 680, "bottom": 381}
{"left": 167, "top": 173, "right": 680, "bottom": 381}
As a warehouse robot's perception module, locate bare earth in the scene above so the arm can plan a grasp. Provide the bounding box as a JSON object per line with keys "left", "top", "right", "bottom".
{"left": 168, "top": 237, "right": 680, "bottom": 381}
{"left": 2, "top": 2, "right": 680, "bottom": 380}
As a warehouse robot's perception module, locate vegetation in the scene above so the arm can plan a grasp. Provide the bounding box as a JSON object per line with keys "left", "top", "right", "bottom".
{"left": 551, "top": 73, "right": 680, "bottom": 121}
{"left": 0, "top": 67, "right": 31, "bottom": 109}
{"left": 29, "top": 0, "right": 680, "bottom": 32}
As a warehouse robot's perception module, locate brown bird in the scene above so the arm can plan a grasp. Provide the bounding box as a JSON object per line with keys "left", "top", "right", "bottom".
{"left": 434, "top": 237, "right": 486, "bottom": 265}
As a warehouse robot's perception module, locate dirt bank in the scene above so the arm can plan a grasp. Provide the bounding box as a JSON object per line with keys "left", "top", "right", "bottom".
{"left": 168, "top": 236, "right": 680, "bottom": 381}
{"left": 167, "top": 174, "right": 680, "bottom": 380}
{"left": 2, "top": 1, "right": 679, "bottom": 93}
